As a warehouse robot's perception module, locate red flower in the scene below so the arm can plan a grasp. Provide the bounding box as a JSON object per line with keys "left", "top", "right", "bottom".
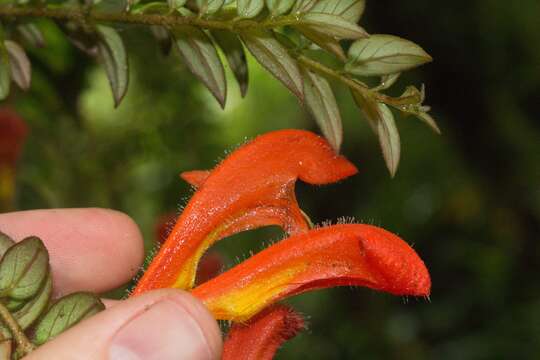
{"left": 133, "top": 129, "right": 431, "bottom": 358}
{"left": 133, "top": 129, "right": 357, "bottom": 294}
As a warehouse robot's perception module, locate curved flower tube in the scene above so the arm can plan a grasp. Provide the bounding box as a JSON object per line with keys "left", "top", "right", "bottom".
{"left": 132, "top": 130, "right": 357, "bottom": 295}
{"left": 192, "top": 224, "right": 430, "bottom": 322}
{"left": 222, "top": 305, "right": 305, "bottom": 360}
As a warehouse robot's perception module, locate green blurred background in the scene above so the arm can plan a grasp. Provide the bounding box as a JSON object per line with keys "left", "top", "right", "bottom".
{"left": 5, "top": 0, "right": 540, "bottom": 358}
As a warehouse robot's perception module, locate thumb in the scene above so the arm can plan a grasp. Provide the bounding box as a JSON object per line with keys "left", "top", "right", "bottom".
{"left": 26, "top": 289, "right": 222, "bottom": 360}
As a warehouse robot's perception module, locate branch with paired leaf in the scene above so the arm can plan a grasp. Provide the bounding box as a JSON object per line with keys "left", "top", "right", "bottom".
{"left": 0, "top": 0, "right": 439, "bottom": 176}
{"left": 0, "top": 232, "right": 104, "bottom": 359}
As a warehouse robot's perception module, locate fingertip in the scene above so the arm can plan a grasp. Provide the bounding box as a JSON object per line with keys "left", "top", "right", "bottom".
{"left": 0, "top": 208, "right": 145, "bottom": 294}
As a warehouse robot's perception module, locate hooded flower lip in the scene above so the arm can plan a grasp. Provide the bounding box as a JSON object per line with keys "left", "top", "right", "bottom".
{"left": 132, "top": 129, "right": 358, "bottom": 295}
{"left": 191, "top": 224, "right": 430, "bottom": 322}
{"left": 222, "top": 305, "right": 304, "bottom": 360}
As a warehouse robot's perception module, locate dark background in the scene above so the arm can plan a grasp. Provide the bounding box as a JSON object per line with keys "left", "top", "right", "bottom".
{"left": 5, "top": 0, "right": 540, "bottom": 358}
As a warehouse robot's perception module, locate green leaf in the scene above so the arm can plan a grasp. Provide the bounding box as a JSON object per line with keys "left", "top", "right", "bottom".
{"left": 0, "top": 236, "right": 48, "bottom": 300}
{"left": 0, "top": 36, "right": 10, "bottom": 100}
{"left": 416, "top": 111, "right": 441, "bottom": 134}
{"left": 4, "top": 40, "right": 31, "bottom": 91}
{"left": 96, "top": 25, "right": 129, "bottom": 107}
{"left": 292, "top": 0, "right": 318, "bottom": 13}
{"left": 352, "top": 91, "right": 401, "bottom": 176}
{"left": 196, "top": 0, "right": 224, "bottom": 14}
{"left": 376, "top": 73, "right": 400, "bottom": 90}
{"left": 297, "top": 26, "right": 346, "bottom": 61}
{"left": 172, "top": 26, "right": 227, "bottom": 108}
{"left": 310, "top": 0, "right": 365, "bottom": 24}
{"left": 32, "top": 292, "right": 105, "bottom": 345}
{"left": 237, "top": 0, "right": 265, "bottom": 18}
{"left": 17, "top": 24, "right": 46, "bottom": 48}
{"left": 376, "top": 103, "right": 400, "bottom": 177}
{"left": 302, "top": 68, "right": 342, "bottom": 152}
{"left": 0, "top": 272, "right": 52, "bottom": 339}
{"left": 169, "top": 0, "right": 187, "bottom": 10}
{"left": 0, "top": 232, "right": 14, "bottom": 259}
{"left": 265, "top": 0, "right": 295, "bottom": 15}
{"left": 346, "top": 34, "right": 432, "bottom": 76}
{"left": 300, "top": 13, "right": 368, "bottom": 40}
{"left": 211, "top": 30, "right": 249, "bottom": 97}
{"left": 240, "top": 29, "right": 303, "bottom": 101}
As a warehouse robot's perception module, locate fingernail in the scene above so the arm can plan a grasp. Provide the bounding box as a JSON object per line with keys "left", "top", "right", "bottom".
{"left": 109, "top": 298, "right": 213, "bottom": 360}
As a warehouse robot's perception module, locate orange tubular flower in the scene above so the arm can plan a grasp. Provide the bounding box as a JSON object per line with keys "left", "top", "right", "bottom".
{"left": 222, "top": 305, "right": 305, "bottom": 360}
{"left": 191, "top": 224, "right": 430, "bottom": 322}
{"left": 132, "top": 130, "right": 358, "bottom": 295}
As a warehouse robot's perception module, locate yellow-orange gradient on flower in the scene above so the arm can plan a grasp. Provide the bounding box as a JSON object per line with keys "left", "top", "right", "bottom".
{"left": 133, "top": 129, "right": 431, "bottom": 359}
{"left": 132, "top": 129, "right": 358, "bottom": 294}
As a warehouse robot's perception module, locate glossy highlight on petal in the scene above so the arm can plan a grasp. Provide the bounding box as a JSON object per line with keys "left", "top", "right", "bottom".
{"left": 132, "top": 130, "right": 358, "bottom": 295}
{"left": 222, "top": 305, "right": 305, "bottom": 360}
{"left": 191, "top": 224, "right": 431, "bottom": 322}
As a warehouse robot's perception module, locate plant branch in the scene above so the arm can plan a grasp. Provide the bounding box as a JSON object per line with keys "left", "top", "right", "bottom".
{"left": 0, "top": 302, "right": 34, "bottom": 356}
{"left": 0, "top": 5, "right": 298, "bottom": 31}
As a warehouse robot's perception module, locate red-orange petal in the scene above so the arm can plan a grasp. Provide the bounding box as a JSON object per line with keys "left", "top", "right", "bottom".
{"left": 180, "top": 170, "right": 211, "bottom": 188}
{"left": 222, "top": 305, "right": 305, "bottom": 360}
{"left": 132, "top": 130, "right": 357, "bottom": 295}
{"left": 191, "top": 224, "right": 430, "bottom": 322}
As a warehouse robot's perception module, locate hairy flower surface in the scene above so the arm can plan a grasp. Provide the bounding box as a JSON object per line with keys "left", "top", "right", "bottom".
{"left": 133, "top": 129, "right": 357, "bottom": 294}
{"left": 192, "top": 224, "right": 430, "bottom": 321}
{"left": 222, "top": 305, "right": 305, "bottom": 360}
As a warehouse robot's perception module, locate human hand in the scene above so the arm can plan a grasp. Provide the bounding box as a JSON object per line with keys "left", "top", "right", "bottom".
{"left": 0, "top": 208, "right": 222, "bottom": 360}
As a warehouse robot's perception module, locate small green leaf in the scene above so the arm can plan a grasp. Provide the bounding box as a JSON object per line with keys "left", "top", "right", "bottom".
{"left": 302, "top": 68, "right": 342, "bottom": 152}
{"left": 96, "top": 25, "right": 129, "bottom": 107}
{"left": 211, "top": 30, "right": 249, "bottom": 97}
{"left": 237, "top": 0, "right": 265, "bottom": 18}
{"left": 376, "top": 103, "right": 400, "bottom": 177}
{"left": 297, "top": 26, "right": 346, "bottom": 60}
{"left": 172, "top": 26, "right": 227, "bottom": 108}
{"left": 310, "top": 0, "right": 365, "bottom": 24}
{"left": 300, "top": 13, "right": 367, "bottom": 40}
{"left": 32, "top": 292, "right": 105, "bottom": 345}
{"left": 16, "top": 24, "right": 45, "bottom": 48}
{"left": 292, "top": 0, "right": 318, "bottom": 13}
{"left": 4, "top": 40, "right": 31, "bottom": 91}
{"left": 346, "top": 34, "right": 432, "bottom": 76}
{"left": 0, "top": 36, "right": 10, "bottom": 100}
{"left": 416, "top": 111, "right": 441, "bottom": 134}
{"left": 169, "top": 0, "right": 187, "bottom": 10}
{"left": 376, "top": 73, "right": 400, "bottom": 90}
{"left": 352, "top": 90, "right": 401, "bottom": 176}
{"left": 265, "top": 0, "right": 295, "bottom": 16}
{"left": 196, "top": 0, "right": 224, "bottom": 14}
{"left": 240, "top": 29, "right": 303, "bottom": 101}
{"left": 0, "top": 232, "right": 14, "bottom": 259}
{"left": 0, "top": 272, "right": 52, "bottom": 339}
{"left": 0, "top": 236, "right": 48, "bottom": 300}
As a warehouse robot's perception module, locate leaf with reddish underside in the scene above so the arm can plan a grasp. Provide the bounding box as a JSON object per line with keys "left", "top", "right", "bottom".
{"left": 222, "top": 305, "right": 305, "bottom": 360}
{"left": 132, "top": 129, "right": 358, "bottom": 295}
{"left": 191, "top": 224, "right": 431, "bottom": 322}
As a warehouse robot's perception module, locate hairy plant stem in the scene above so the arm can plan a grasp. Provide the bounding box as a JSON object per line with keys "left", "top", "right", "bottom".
{"left": 0, "top": 302, "right": 35, "bottom": 356}
{"left": 0, "top": 5, "right": 403, "bottom": 109}
{"left": 297, "top": 55, "right": 404, "bottom": 108}
{"left": 0, "top": 5, "right": 297, "bottom": 31}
